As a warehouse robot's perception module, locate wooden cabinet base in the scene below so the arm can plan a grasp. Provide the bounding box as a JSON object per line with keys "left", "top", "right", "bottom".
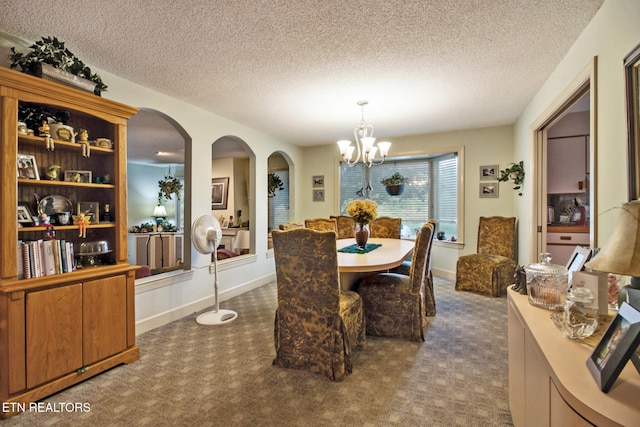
{"left": 0, "top": 346, "right": 139, "bottom": 419}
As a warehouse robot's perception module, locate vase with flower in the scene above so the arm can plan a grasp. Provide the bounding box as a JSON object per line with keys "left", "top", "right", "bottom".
{"left": 346, "top": 199, "right": 378, "bottom": 249}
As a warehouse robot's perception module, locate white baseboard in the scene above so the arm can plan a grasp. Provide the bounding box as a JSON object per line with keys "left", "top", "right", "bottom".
{"left": 433, "top": 267, "right": 455, "bottom": 281}
{"left": 135, "top": 272, "right": 276, "bottom": 335}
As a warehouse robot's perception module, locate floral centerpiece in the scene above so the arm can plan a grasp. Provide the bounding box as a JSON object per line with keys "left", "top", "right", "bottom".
{"left": 346, "top": 199, "right": 378, "bottom": 248}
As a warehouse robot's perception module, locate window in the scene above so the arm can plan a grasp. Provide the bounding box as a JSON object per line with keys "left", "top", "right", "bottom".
{"left": 268, "top": 170, "right": 289, "bottom": 231}
{"left": 339, "top": 152, "right": 459, "bottom": 239}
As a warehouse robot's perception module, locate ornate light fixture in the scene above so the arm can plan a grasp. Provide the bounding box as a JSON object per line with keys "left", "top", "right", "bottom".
{"left": 337, "top": 100, "right": 391, "bottom": 167}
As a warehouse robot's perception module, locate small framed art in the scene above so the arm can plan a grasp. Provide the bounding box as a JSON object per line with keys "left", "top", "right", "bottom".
{"left": 480, "top": 165, "right": 498, "bottom": 180}
{"left": 313, "top": 175, "right": 324, "bottom": 188}
{"left": 211, "top": 177, "right": 229, "bottom": 210}
{"left": 587, "top": 302, "right": 640, "bottom": 392}
{"left": 479, "top": 182, "right": 499, "bottom": 198}
{"left": 17, "top": 154, "right": 39, "bottom": 180}
{"left": 313, "top": 189, "right": 325, "bottom": 202}
{"left": 64, "top": 170, "right": 92, "bottom": 183}
{"left": 17, "top": 202, "right": 35, "bottom": 225}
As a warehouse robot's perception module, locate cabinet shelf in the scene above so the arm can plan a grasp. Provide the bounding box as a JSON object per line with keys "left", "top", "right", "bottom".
{"left": 18, "top": 223, "right": 114, "bottom": 233}
{"left": 18, "top": 134, "right": 114, "bottom": 155}
{"left": 17, "top": 178, "right": 115, "bottom": 189}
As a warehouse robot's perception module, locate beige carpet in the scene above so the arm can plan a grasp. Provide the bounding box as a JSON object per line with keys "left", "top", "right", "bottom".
{"left": 4, "top": 277, "right": 513, "bottom": 426}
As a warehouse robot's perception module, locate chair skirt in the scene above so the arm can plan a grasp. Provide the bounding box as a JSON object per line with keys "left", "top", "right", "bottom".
{"left": 455, "top": 253, "right": 516, "bottom": 297}
{"left": 357, "top": 273, "right": 426, "bottom": 341}
{"left": 273, "top": 290, "right": 365, "bottom": 381}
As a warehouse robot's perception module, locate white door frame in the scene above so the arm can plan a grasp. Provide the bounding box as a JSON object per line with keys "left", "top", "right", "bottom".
{"left": 531, "top": 58, "right": 598, "bottom": 261}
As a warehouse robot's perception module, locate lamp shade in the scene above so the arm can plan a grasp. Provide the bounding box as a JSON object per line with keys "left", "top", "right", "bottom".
{"left": 233, "top": 230, "right": 250, "bottom": 251}
{"left": 152, "top": 205, "right": 167, "bottom": 218}
{"left": 585, "top": 200, "right": 640, "bottom": 276}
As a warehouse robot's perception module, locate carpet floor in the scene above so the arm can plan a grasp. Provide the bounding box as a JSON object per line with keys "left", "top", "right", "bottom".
{"left": 3, "top": 277, "right": 513, "bottom": 427}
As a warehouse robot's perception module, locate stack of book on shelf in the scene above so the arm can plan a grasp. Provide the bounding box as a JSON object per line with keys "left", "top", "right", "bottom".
{"left": 18, "top": 239, "right": 76, "bottom": 279}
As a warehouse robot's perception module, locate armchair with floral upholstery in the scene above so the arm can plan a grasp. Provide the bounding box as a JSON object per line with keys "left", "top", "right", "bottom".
{"left": 272, "top": 228, "right": 366, "bottom": 381}
{"left": 455, "top": 216, "right": 517, "bottom": 297}
{"left": 355, "top": 222, "right": 433, "bottom": 341}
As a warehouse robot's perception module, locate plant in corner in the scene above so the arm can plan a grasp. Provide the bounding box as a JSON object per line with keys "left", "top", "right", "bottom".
{"left": 381, "top": 172, "right": 409, "bottom": 196}
{"left": 9, "top": 36, "right": 108, "bottom": 96}
{"left": 498, "top": 161, "right": 525, "bottom": 196}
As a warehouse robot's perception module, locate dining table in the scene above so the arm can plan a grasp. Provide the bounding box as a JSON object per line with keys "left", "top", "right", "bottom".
{"left": 336, "top": 237, "right": 415, "bottom": 290}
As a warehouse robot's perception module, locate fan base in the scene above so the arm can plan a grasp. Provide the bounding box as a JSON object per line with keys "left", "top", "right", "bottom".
{"left": 196, "top": 309, "right": 238, "bottom": 325}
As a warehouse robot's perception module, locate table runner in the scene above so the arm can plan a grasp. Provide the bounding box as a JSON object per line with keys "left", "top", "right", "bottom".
{"left": 338, "top": 243, "right": 382, "bottom": 254}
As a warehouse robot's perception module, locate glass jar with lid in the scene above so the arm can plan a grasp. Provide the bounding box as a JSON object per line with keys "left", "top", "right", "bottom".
{"left": 524, "top": 253, "right": 568, "bottom": 310}
{"left": 551, "top": 287, "right": 599, "bottom": 339}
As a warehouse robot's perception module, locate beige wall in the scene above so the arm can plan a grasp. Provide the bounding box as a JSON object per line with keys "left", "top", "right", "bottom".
{"left": 300, "top": 126, "right": 515, "bottom": 275}
{"left": 514, "top": 0, "right": 640, "bottom": 264}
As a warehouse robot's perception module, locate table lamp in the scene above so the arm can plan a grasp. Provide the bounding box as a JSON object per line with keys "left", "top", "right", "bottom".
{"left": 585, "top": 200, "right": 640, "bottom": 306}
{"left": 233, "top": 229, "right": 250, "bottom": 254}
{"left": 152, "top": 205, "right": 168, "bottom": 226}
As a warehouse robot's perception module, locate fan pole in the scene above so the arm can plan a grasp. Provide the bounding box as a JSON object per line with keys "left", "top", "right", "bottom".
{"left": 193, "top": 214, "right": 238, "bottom": 326}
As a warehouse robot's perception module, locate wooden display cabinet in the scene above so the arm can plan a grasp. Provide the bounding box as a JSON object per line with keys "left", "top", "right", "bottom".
{"left": 0, "top": 67, "right": 139, "bottom": 418}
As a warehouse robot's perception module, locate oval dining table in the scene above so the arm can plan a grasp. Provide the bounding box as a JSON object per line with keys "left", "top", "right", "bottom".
{"left": 336, "top": 237, "right": 415, "bottom": 290}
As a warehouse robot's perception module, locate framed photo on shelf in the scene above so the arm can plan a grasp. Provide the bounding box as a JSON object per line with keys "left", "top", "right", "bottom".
{"left": 313, "top": 189, "right": 325, "bottom": 202}
{"left": 479, "top": 182, "right": 499, "bottom": 198}
{"left": 221, "top": 217, "right": 230, "bottom": 228}
{"left": 17, "top": 154, "right": 39, "bottom": 180}
{"left": 78, "top": 201, "right": 100, "bottom": 224}
{"left": 313, "top": 175, "right": 324, "bottom": 188}
{"left": 211, "top": 177, "right": 229, "bottom": 210}
{"left": 480, "top": 165, "right": 498, "bottom": 181}
{"left": 64, "top": 170, "right": 92, "bottom": 183}
{"left": 587, "top": 302, "right": 640, "bottom": 392}
{"left": 17, "top": 202, "right": 35, "bottom": 225}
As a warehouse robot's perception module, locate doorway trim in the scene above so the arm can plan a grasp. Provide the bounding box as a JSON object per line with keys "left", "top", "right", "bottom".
{"left": 531, "top": 57, "right": 598, "bottom": 262}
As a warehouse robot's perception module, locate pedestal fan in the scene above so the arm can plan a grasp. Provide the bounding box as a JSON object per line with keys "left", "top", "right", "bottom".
{"left": 192, "top": 214, "right": 238, "bottom": 325}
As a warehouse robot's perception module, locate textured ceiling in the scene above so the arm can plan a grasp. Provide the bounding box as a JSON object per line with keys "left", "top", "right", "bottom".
{"left": 0, "top": 0, "right": 603, "bottom": 151}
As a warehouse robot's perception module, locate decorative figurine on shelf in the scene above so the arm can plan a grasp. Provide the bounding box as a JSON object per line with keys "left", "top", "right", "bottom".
{"left": 71, "top": 172, "right": 82, "bottom": 182}
{"left": 78, "top": 128, "right": 89, "bottom": 142}
{"left": 39, "top": 213, "right": 55, "bottom": 239}
{"left": 38, "top": 120, "right": 50, "bottom": 137}
{"left": 73, "top": 211, "right": 90, "bottom": 238}
{"left": 45, "top": 164, "right": 61, "bottom": 180}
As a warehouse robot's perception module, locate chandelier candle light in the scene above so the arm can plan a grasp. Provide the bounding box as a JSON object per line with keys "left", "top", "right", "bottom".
{"left": 337, "top": 100, "right": 391, "bottom": 167}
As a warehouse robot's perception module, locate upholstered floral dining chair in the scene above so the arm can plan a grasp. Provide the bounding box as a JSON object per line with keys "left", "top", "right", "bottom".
{"left": 455, "top": 216, "right": 517, "bottom": 297}
{"left": 369, "top": 216, "right": 402, "bottom": 238}
{"left": 272, "top": 228, "right": 366, "bottom": 381}
{"left": 356, "top": 222, "right": 434, "bottom": 341}
{"left": 330, "top": 215, "right": 355, "bottom": 239}
{"left": 304, "top": 217, "right": 338, "bottom": 235}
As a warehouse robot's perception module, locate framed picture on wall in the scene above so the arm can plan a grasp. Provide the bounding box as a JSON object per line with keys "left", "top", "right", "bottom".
{"left": 480, "top": 165, "right": 498, "bottom": 180}
{"left": 313, "top": 189, "right": 325, "bottom": 202}
{"left": 211, "top": 177, "right": 229, "bottom": 210}
{"left": 313, "top": 175, "right": 324, "bottom": 188}
{"left": 479, "top": 182, "right": 499, "bottom": 198}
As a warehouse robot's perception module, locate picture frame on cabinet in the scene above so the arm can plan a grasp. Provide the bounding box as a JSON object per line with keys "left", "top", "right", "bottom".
{"left": 17, "top": 153, "right": 39, "bottom": 180}
{"left": 211, "top": 177, "right": 229, "bottom": 210}
{"left": 17, "top": 202, "right": 35, "bottom": 224}
{"left": 479, "top": 182, "right": 498, "bottom": 198}
{"left": 587, "top": 302, "right": 640, "bottom": 392}
{"left": 64, "top": 169, "right": 92, "bottom": 183}
{"left": 78, "top": 201, "right": 100, "bottom": 224}
{"left": 479, "top": 165, "right": 498, "bottom": 181}
{"left": 625, "top": 42, "right": 640, "bottom": 201}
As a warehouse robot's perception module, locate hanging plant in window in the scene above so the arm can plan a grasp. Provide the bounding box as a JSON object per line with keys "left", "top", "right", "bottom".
{"left": 268, "top": 173, "right": 284, "bottom": 198}
{"left": 158, "top": 171, "right": 183, "bottom": 204}
{"left": 498, "top": 161, "right": 525, "bottom": 196}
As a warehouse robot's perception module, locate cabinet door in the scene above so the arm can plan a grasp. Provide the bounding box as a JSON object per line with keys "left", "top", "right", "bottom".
{"left": 26, "top": 284, "right": 83, "bottom": 388}
{"left": 83, "top": 275, "right": 127, "bottom": 364}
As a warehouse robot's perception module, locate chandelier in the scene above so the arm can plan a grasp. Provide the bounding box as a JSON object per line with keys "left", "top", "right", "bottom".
{"left": 337, "top": 100, "right": 391, "bottom": 167}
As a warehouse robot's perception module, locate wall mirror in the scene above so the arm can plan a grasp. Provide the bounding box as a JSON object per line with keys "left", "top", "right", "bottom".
{"left": 625, "top": 42, "right": 640, "bottom": 201}
{"left": 127, "top": 109, "right": 191, "bottom": 277}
